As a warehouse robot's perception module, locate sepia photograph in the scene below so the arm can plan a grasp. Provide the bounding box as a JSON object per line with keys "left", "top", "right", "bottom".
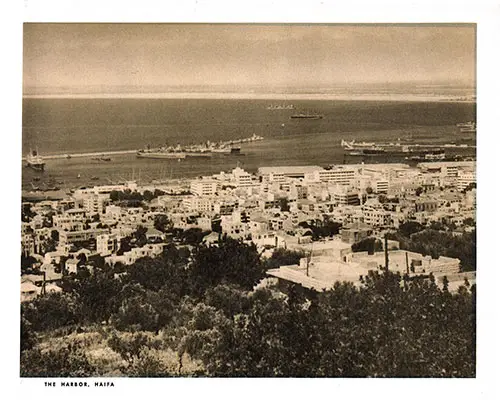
{"left": 19, "top": 20, "right": 479, "bottom": 380}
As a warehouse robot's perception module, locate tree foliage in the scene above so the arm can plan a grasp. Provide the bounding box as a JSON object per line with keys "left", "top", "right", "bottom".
{"left": 21, "top": 234, "right": 476, "bottom": 378}
{"left": 20, "top": 345, "right": 96, "bottom": 377}
{"left": 189, "top": 238, "right": 265, "bottom": 295}
{"left": 264, "top": 248, "right": 305, "bottom": 270}
{"left": 351, "top": 237, "right": 383, "bottom": 254}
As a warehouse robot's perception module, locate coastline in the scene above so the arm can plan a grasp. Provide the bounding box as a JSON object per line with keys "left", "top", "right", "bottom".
{"left": 21, "top": 150, "right": 137, "bottom": 161}
{"left": 22, "top": 92, "right": 476, "bottom": 103}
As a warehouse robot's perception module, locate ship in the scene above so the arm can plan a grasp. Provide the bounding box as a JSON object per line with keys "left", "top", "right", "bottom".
{"left": 341, "top": 139, "right": 447, "bottom": 162}
{"left": 456, "top": 121, "right": 476, "bottom": 134}
{"left": 92, "top": 155, "right": 112, "bottom": 162}
{"left": 137, "top": 135, "right": 261, "bottom": 159}
{"left": 26, "top": 149, "right": 45, "bottom": 171}
{"left": 290, "top": 113, "right": 323, "bottom": 119}
{"left": 267, "top": 104, "right": 295, "bottom": 110}
{"left": 137, "top": 149, "right": 187, "bottom": 159}
{"left": 210, "top": 146, "right": 241, "bottom": 155}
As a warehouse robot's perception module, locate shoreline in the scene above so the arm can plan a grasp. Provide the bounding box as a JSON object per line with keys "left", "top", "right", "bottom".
{"left": 22, "top": 93, "right": 476, "bottom": 103}
{"left": 22, "top": 150, "right": 138, "bottom": 161}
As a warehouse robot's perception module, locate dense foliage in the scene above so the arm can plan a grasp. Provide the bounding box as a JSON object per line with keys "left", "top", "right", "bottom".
{"left": 298, "top": 218, "right": 342, "bottom": 240}
{"left": 351, "top": 237, "right": 383, "bottom": 254}
{"left": 21, "top": 237, "right": 475, "bottom": 378}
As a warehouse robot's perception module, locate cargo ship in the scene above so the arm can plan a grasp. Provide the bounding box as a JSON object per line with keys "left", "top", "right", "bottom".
{"left": 341, "top": 139, "right": 450, "bottom": 163}
{"left": 137, "top": 135, "right": 261, "bottom": 160}
{"left": 137, "top": 147, "right": 187, "bottom": 159}
{"left": 26, "top": 149, "right": 45, "bottom": 171}
{"left": 290, "top": 113, "right": 323, "bottom": 119}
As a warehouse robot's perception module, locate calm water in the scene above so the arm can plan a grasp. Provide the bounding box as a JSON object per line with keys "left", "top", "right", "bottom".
{"left": 22, "top": 98, "right": 476, "bottom": 190}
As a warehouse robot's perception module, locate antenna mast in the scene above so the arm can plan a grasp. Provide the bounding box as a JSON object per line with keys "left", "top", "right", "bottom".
{"left": 306, "top": 242, "right": 313, "bottom": 277}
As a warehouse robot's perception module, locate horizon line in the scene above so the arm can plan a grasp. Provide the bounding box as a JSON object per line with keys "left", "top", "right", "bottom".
{"left": 22, "top": 92, "right": 476, "bottom": 102}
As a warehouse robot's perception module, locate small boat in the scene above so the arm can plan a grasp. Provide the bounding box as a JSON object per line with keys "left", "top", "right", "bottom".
{"left": 77, "top": 174, "right": 81, "bottom": 179}
{"left": 91, "top": 176, "right": 99, "bottom": 180}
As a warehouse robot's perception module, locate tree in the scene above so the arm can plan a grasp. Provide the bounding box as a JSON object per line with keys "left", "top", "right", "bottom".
{"left": 181, "top": 228, "right": 209, "bottom": 246}
{"left": 21, "top": 254, "right": 38, "bottom": 274}
{"left": 143, "top": 190, "right": 155, "bottom": 202}
{"left": 154, "top": 214, "right": 172, "bottom": 233}
{"left": 265, "top": 248, "right": 304, "bottom": 270}
{"left": 20, "top": 345, "right": 96, "bottom": 377}
{"left": 279, "top": 198, "right": 290, "bottom": 212}
{"left": 351, "top": 237, "right": 383, "bottom": 255}
{"left": 415, "top": 186, "right": 424, "bottom": 196}
{"left": 399, "top": 221, "right": 424, "bottom": 237}
{"left": 189, "top": 238, "right": 265, "bottom": 296}
{"left": 20, "top": 315, "right": 36, "bottom": 352}
{"left": 65, "top": 272, "right": 122, "bottom": 324}
{"left": 204, "top": 284, "right": 252, "bottom": 318}
{"left": 134, "top": 226, "right": 148, "bottom": 247}
{"left": 111, "top": 296, "right": 160, "bottom": 332}
{"left": 378, "top": 194, "right": 389, "bottom": 203}
{"left": 118, "top": 237, "right": 132, "bottom": 255}
{"left": 21, "top": 292, "right": 83, "bottom": 332}
{"left": 50, "top": 229, "right": 59, "bottom": 242}
{"left": 21, "top": 203, "right": 36, "bottom": 222}
{"left": 463, "top": 217, "right": 475, "bottom": 227}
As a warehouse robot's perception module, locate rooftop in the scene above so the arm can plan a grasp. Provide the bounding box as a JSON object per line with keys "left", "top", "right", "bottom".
{"left": 258, "top": 166, "right": 323, "bottom": 175}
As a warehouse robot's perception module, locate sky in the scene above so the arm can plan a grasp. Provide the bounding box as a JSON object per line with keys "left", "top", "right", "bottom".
{"left": 23, "top": 24, "right": 476, "bottom": 94}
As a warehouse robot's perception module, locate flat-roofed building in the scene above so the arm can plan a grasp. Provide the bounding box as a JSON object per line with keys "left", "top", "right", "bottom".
{"left": 96, "top": 233, "right": 119, "bottom": 256}
{"left": 258, "top": 166, "right": 322, "bottom": 182}
{"left": 375, "top": 180, "right": 390, "bottom": 194}
{"left": 307, "top": 166, "right": 358, "bottom": 186}
{"left": 190, "top": 178, "right": 219, "bottom": 196}
{"left": 82, "top": 193, "right": 108, "bottom": 215}
{"left": 267, "top": 248, "right": 460, "bottom": 293}
{"left": 59, "top": 228, "right": 109, "bottom": 246}
{"left": 457, "top": 171, "right": 476, "bottom": 191}
{"left": 232, "top": 167, "right": 254, "bottom": 188}
{"left": 362, "top": 204, "right": 391, "bottom": 227}
{"left": 341, "top": 222, "right": 374, "bottom": 244}
{"left": 330, "top": 186, "right": 361, "bottom": 206}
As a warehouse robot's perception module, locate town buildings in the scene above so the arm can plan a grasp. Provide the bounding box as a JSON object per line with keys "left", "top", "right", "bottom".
{"left": 20, "top": 161, "right": 476, "bottom": 299}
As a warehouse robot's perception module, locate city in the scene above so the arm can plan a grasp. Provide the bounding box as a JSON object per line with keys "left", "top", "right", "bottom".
{"left": 22, "top": 160, "right": 476, "bottom": 301}
{"left": 19, "top": 22, "right": 477, "bottom": 380}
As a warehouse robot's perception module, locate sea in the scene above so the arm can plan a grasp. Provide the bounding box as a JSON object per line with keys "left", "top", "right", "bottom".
{"left": 21, "top": 98, "right": 476, "bottom": 191}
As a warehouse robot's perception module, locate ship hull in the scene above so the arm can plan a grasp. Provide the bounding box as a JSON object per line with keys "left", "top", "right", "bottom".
{"left": 184, "top": 153, "right": 212, "bottom": 158}
{"left": 27, "top": 162, "right": 45, "bottom": 171}
{"left": 137, "top": 152, "right": 186, "bottom": 159}
{"left": 290, "top": 115, "right": 323, "bottom": 119}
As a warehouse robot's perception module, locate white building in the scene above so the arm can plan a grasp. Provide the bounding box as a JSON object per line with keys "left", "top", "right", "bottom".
{"left": 329, "top": 185, "right": 361, "bottom": 206}
{"left": 258, "top": 166, "right": 322, "bottom": 182}
{"left": 82, "top": 193, "right": 108, "bottom": 215}
{"left": 375, "top": 180, "right": 390, "bottom": 194}
{"left": 105, "top": 243, "right": 164, "bottom": 266}
{"left": 190, "top": 178, "right": 219, "bottom": 196}
{"left": 232, "top": 167, "right": 254, "bottom": 188}
{"left": 362, "top": 204, "right": 391, "bottom": 227}
{"left": 457, "top": 171, "right": 476, "bottom": 191}
{"left": 96, "top": 233, "right": 119, "bottom": 256}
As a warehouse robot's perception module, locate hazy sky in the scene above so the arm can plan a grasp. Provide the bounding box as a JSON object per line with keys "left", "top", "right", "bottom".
{"left": 23, "top": 24, "right": 476, "bottom": 93}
